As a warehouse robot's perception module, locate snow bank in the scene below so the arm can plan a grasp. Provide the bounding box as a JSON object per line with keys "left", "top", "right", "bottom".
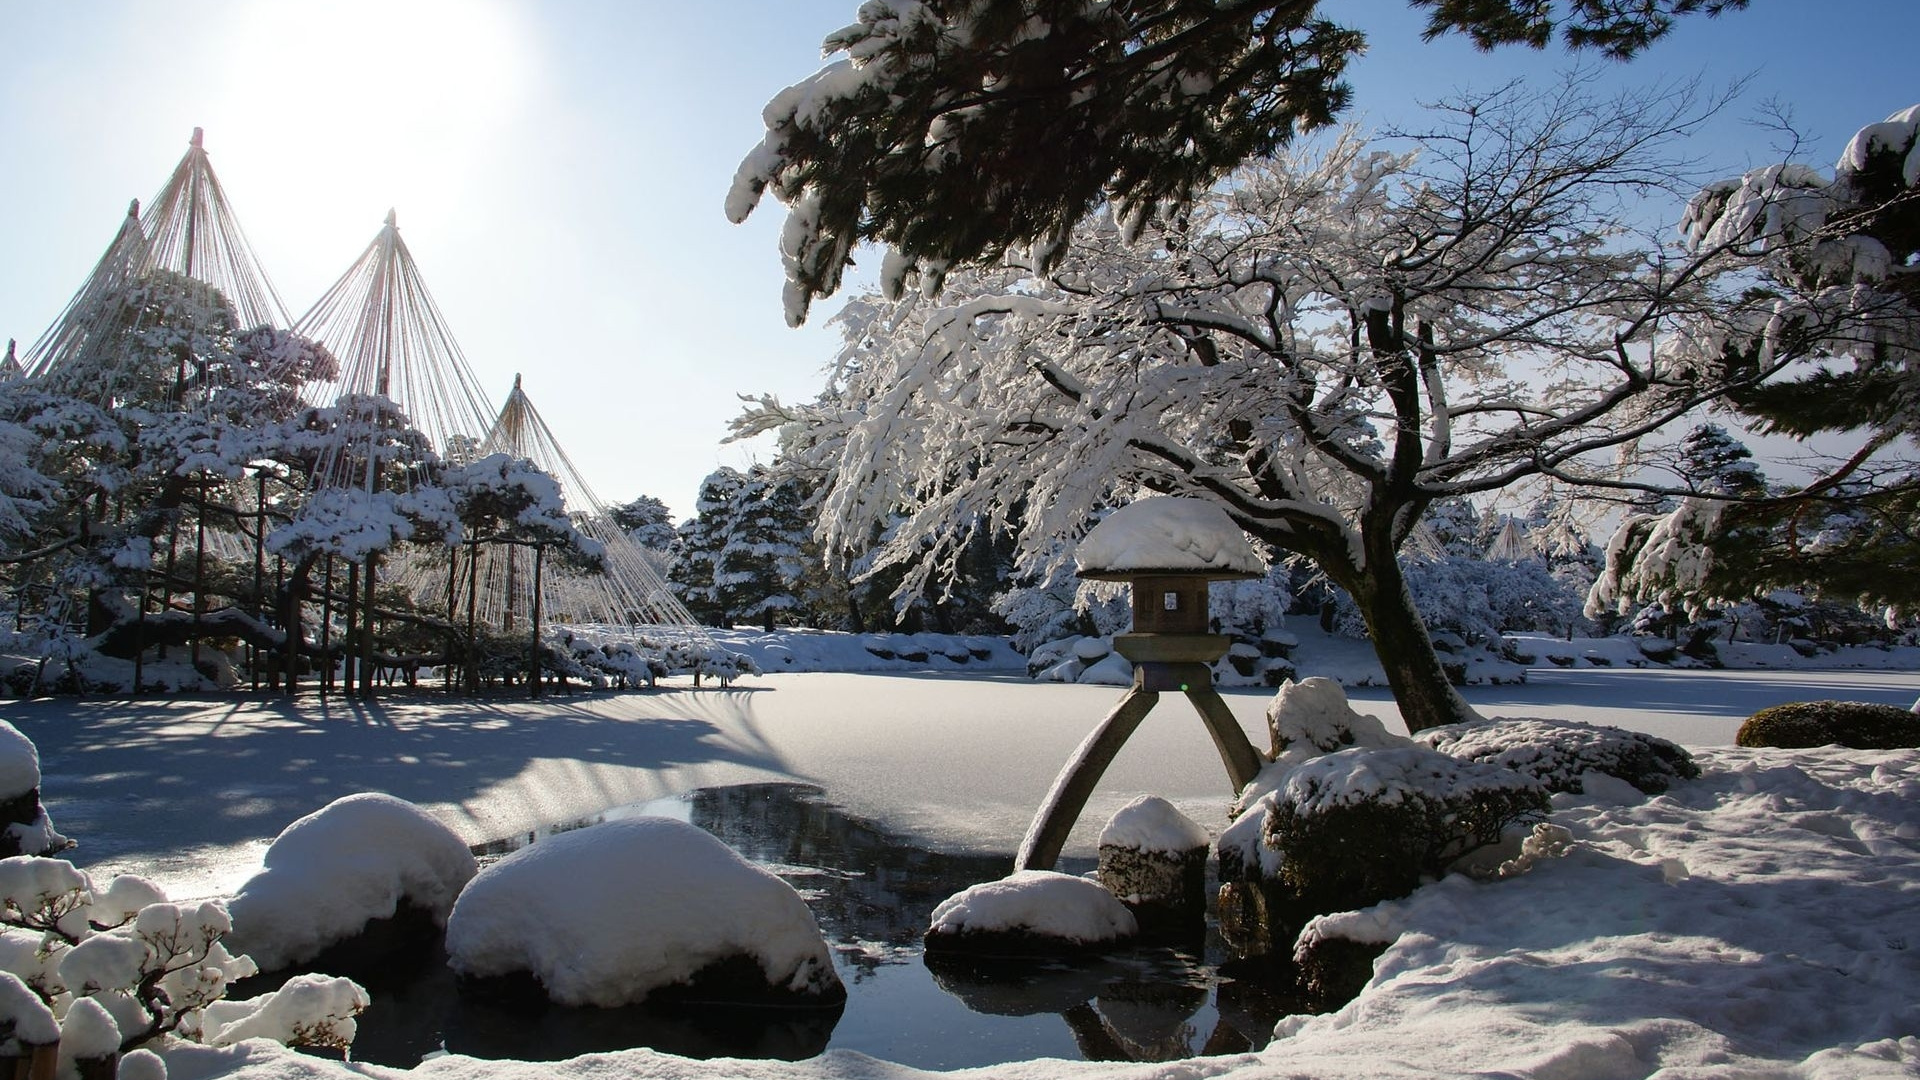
{"left": 444, "top": 816, "right": 839, "bottom": 1008}
{"left": 226, "top": 793, "right": 477, "bottom": 972}
{"left": 926, "top": 870, "right": 1136, "bottom": 945}
{"left": 702, "top": 628, "right": 1023, "bottom": 674}
{"left": 1075, "top": 497, "right": 1263, "bottom": 576}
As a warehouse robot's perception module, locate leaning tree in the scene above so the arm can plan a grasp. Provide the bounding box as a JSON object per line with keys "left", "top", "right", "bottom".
{"left": 737, "top": 79, "right": 1877, "bottom": 732}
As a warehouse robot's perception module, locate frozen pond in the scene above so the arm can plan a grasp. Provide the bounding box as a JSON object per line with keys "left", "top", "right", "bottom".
{"left": 15, "top": 666, "right": 1920, "bottom": 903}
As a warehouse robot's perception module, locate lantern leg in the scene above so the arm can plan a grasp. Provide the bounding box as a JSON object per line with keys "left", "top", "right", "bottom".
{"left": 1184, "top": 682, "right": 1265, "bottom": 792}
{"left": 1016, "top": 674, "right": 1160, "bottom": 872}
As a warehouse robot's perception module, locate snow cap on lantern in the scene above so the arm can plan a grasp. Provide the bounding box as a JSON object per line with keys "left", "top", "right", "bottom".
{"left": 1077, "top": 498, "right": 1261, "bottom": 636}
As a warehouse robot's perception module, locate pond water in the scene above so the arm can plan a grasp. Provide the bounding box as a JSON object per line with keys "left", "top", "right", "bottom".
{"left": 252, "top": 783, "right": 1295, "bottom": 1069}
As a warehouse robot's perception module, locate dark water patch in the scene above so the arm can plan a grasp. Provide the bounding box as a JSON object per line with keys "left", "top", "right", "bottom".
{"left": 248, "top": 783, "right": 1296, "bottom": 1069}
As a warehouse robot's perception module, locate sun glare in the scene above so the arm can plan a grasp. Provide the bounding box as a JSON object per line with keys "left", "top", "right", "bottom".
{"left": 203, "top": 0, "right": 532, "bottom": 290}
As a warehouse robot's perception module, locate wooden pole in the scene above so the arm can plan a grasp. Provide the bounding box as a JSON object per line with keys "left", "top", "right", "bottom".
{"left": 191, "top": 477, "right": 207, "bottom": 675}
{"left": 465, "top": 542, "right": 480, "bottom": 694}
{"left": 361, "top": 553, "right": 377, "bottom": 698}
{"left": 528, "top": 543, "right": 544, "bottom": 697}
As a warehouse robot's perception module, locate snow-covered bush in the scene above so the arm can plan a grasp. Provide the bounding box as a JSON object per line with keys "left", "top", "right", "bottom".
{"left": 0, "top": 857, "right": 364, "bottom": 1056}
{"left": 0, "top": 720, "right": 68, "bottom": 857}
{"left": 1260, "top": 747, "right": 1550, "bottom": 915}
{"left": 225, "top": 794, "right": 478, "bottom": 972}
{"left": 1735, "top": 700, "right": 1920, "bottom": 750}
{"left": 444, "top": 817, "right": 841, "bottom": 1009}
{"left": 923, "top": 870, "right": 1137, "bottom": 958}
{"left": 1417, "top": 717, "right": 1700, "bottom": 795}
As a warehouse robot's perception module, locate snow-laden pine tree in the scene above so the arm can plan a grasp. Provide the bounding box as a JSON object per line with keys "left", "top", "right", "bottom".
{"left": 668, "top": 467, "right": 815, "bottom": 631}
{"left": 730, "top": 0, "right": 1748, "bottom": 323}
{"left": 741, "top": 80, "right": 1803, "bottom": 731}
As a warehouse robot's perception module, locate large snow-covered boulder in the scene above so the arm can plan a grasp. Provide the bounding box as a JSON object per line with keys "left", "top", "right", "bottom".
{"left": 924, "top": 870, "right": 1137, "bottom": 958}
{"left": 444, "top": 816, "right": 842, "bottom": 1009}
{"left": 1075, "top": 497, "right": 1262, "bottom": 577}
{"left": 226, "top": 793, "right": 478, "bottom": 972}
{"left": 0, "top": 720, "right": 68, "bottom": 858}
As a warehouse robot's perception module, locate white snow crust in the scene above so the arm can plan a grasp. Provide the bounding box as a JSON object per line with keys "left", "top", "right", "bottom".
{"left": 226, "top": 793, "right": 478, "bottom": 972}
{"left": 443, "top": 816, "right": 838, "bottom": 1008}
{"left": 927, "top": 870, "right": 1137, "bottom": 944}
{"left": 1279, "top": 744, "right": 1543, "bottom": 816}
{"left": 1098, "top": 795, "right": 1208, "bottom": 855}
{"left": 1075, "top": 497, "right": 1263, "bottom": 576}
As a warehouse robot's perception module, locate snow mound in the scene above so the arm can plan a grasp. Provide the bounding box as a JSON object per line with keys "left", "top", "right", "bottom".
{"left": 1076, "top": 497, "right": 1262, "bottom": 576}
{"left": 1099, "top": 795, "right": 1208, "bottom": 854}
{"left": 444, "top": 816, "right": 840, "bottom": 1008}
{"left": 225, "top": 793, "right": 478, "bottom": 972}
{"left": 1418, "top": 717, "right": 1700, "bottom": 795}
{"left": 0, "top": 721, "right": 39, "bottom": 800}
{"left": 1265, "top": 676, "right": 1403, "bottom": 765}
{"left": 926, "top": 870, "right": 1136, "bottom": 945}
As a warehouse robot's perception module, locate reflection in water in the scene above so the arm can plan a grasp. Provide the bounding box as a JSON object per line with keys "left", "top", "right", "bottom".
{"left": 248, "top": 783, "right": 1292, "bottom": 1070}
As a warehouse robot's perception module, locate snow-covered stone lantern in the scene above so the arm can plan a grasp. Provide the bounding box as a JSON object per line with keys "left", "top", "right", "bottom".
{"left": 1077, "top": 496, "right": 1264, "bottom": 677}
{"left": 1016, "top": 498, "right": 1268, "bottom": 872}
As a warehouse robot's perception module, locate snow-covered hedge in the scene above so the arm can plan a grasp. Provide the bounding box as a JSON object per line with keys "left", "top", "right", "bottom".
{"left": 1261, "top": 747, "right": 1550, "bottom": 914}
{"left": 1736, "top": 700, "right": 1920, "bottom": 750}
{"left": 0, "top": 857, "right": 366, "bottom": 1057}
{"left": 225, "top": 794, "right": 478, "bottom": 972}
{"left": 1416, "top": 717, "right": 1700, "bottom": 795}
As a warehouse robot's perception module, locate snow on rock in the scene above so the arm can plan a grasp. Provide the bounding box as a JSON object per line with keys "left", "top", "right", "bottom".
{"left": 443, "top": 816, "right": 840, "bottom": 1009}
{"left": 226, "top": 794, "right": 477, "bottom": 973}
{"left": 1075, "top": 497, "right": 1263, "bottom": 577}
{"left": 1098, "top": 795, "right": 1208, "bottom": 855}
{"left": 0, "top": 721, "right": 39, "bottom": 800}
{"left": 925, "top": 870, "right": 1136, "bottom": 946}
{"left": 1077, "top": 652, "right": 1134, "bottom": 686}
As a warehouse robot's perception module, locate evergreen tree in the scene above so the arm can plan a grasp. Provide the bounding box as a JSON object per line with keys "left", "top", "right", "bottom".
{"left": 731, "top": 0, "right": 1747, "bottom": 322}
{"left": 609, "top": 495, "right": 677, "bottom": 550}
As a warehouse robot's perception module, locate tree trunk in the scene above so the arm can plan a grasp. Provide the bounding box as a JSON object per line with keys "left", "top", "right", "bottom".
{"left": 1346, "top": 546, "right": 1481, "bottom": 734}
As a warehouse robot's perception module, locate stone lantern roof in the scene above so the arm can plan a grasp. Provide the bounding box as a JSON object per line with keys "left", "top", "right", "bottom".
{"left": 1075, "top": 498, "right": 1263, "bottom": 582}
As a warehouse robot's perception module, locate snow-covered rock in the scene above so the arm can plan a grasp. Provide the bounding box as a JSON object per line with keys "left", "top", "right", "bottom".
{"left": 226, "top": 793, "right": 478, "bottom": 972}
{"left": 925, "top": 870, "right": 1137, "bottom": 957}
{"left": 0, "top": 720, "right": 66, "bottom": 858}
{"left": 1099, "top": 795, "right": 1209, "bottom": 855}
{"left": 444, "top": 816, "right": 841, "bottom": 1009}
{"left": 1098, "top": 797, "right": 1210, "bottom": 935}
{"left": 1077, "top": 652, "right": 1134, "bottom": 686}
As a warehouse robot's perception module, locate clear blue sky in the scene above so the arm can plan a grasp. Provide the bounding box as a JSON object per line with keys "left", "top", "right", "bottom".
{"left": 2, "top": 2, "right": 1916, "bottom": 521}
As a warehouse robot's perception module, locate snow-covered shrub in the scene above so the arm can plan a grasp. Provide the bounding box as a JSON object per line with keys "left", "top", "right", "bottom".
{"left": 924, "top": 870, "right": 1137, "bottom": 958}
{"left": 0, "top": 858, "right": 364, "bottom": 1056}
{"left": 444, "top": 817, "right": 842, "bottom": 1009}
{"left": 1219, "top": 677, "right": 1409, "bottom": 885}
{"left": 1735, "top": 700, "right": 1920, "bottom": 750}
{"left": 0, "top": 721, "right": 69, "bottom": 857}
{"left": 1416, "top": 717, "right": 1700, "bottom": 795}
{"left": 1263, "top": 747, "right": 1549, "bottom": 913}
{"left": 225, "top": 794, "right": 478, "bottom": 972}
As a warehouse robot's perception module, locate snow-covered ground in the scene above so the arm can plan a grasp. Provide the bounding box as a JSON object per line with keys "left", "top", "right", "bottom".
{"left": 5, "top": 646, "right": 1918, "bottom": 1079}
